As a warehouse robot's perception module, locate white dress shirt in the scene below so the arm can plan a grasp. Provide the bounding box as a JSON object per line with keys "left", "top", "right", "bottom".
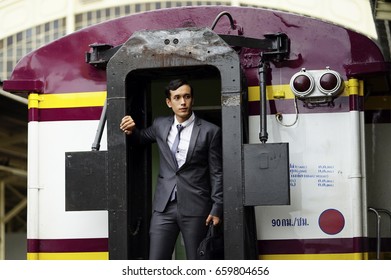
{"left": 167, "top": 112, "right": 195, "bottom": 168}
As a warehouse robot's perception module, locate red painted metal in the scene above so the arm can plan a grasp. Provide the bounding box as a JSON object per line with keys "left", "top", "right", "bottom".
{"left": 4, "top": 6, "right": 387, "bottom": 94}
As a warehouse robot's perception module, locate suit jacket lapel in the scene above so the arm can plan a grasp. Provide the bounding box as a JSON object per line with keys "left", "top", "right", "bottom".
{"left": 182, "top": 117, "right": 201, "bottom": 168}
{"left": 161, "top": 116, "right": 178, "bottom": 170}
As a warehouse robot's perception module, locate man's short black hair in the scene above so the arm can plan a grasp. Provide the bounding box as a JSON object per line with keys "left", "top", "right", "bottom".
{"left": 165, "top": 79, "right": 193, "bottom": 99}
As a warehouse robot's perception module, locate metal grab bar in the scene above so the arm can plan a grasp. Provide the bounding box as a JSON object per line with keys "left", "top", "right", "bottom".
{"left": 378, "top": 209, "right": 391, "bottom": 232}
{"left": 368, "top": 207, "right": 391, "bottom": 260}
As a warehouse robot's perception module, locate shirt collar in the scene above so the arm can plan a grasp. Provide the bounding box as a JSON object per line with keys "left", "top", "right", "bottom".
{"left": 174, "top": 112, "right": 195, "bottom": 128}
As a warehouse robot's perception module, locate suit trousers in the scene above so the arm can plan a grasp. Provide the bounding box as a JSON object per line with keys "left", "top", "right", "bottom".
{"left": 149, "top": 200, "right": 208, "bottom": 260}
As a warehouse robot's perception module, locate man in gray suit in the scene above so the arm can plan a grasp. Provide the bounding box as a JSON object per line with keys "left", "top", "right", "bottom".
{"left": 120, "top": 79, "right": 223, "bottom": 260}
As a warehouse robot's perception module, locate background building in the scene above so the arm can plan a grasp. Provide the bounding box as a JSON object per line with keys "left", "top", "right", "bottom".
{"left": 0, "top": 0, "right": 389, "bottom": 259}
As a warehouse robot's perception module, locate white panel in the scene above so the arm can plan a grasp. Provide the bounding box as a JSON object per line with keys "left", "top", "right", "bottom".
{"left": 249, "top": 112, "right": 360, "bottom": 239}
{"left": 35, "top": 120, "right": 108, "bottom": 239}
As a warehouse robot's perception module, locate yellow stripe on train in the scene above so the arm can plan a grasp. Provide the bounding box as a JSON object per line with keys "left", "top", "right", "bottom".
{"left": 259, "top": 252, "right": 369, "bottom": 260}
{"left": 27, "top": 252, "right": 367, "bottom": 260}
{"left": 28, "top": 91, "right": 106, "bottom": 109}
{"left": 248, "top": 81, "right": 360, "bottom": 102}
{"left": 27, "top": 252, "right": 109, "bottom": 260}
{"left": 27, "top": 80, "right": 364, "bottom": 109}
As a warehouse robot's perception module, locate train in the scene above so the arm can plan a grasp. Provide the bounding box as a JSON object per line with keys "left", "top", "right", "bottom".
{"left": 4, "top": 4, "right": 391, "bottom": 260}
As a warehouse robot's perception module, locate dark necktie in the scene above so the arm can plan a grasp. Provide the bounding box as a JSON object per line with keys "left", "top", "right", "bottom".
{"left": 170, "top": 124, "right": 183, "bottom": 201}
{"left": 171, "top": 124, "right": 184, "bottom": 166}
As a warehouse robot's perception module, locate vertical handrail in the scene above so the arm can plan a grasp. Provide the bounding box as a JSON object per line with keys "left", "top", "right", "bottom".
{"left": 368, "top": 207, "right": 381, "bottom": 260}
{"left": 368, "top": 207, "right": 391, "bottom": 260}
{"left": 377, "top": 209, "right": 391, "bottom": 233}
{"left": 91, "top": 99, "right": 107, "bottom": 151}
{"left": 258, "top": 62, "right": 268, "bottom": 143}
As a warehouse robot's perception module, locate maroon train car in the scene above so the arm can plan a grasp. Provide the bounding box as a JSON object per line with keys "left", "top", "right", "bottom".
{"left": 4, "top": 5, "right": 391, "bottom": 260}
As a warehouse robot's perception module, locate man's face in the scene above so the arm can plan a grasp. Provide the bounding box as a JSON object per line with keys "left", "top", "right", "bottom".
{"left": 166, "top": 84, "right": 194, "bottom": 123}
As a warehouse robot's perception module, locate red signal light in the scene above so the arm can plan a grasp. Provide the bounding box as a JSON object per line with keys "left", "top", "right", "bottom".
{"left": 317, "top": 70, "right": 343, "bottom": 95}
{"left": 293, "top": 75, "right": 311, "bottom": 92}
{"left": 289, "top": 71, "right": 314, "bottom": 97}
{"left": 319, "top": 73, "right": 338, "bottom": 90}
{"left": 290, "top": 68, "right": 344, "bottom": 101}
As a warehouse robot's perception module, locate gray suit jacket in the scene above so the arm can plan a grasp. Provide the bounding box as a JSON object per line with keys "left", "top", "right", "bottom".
{"left": 131, "top": 115, "right": 223, "bottom": 217}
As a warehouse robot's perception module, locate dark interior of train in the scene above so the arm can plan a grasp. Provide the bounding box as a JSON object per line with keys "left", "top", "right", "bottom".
{"left": 125, "top": 65, "right": 222, "bottom": 259}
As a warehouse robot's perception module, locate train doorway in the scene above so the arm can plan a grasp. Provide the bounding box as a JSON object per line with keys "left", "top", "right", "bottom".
{"left": 105, "top": 27, "right": 249, "bottom": 259}
{"left": 124, "top": 66, "right": 222, "bottom": 259}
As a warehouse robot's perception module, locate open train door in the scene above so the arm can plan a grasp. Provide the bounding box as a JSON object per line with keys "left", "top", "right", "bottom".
{"left": 105, "top": 27, "right": 250, "bottom": 260}
{"left": 66, "top": 26, "right": 290, "bottom": 259}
